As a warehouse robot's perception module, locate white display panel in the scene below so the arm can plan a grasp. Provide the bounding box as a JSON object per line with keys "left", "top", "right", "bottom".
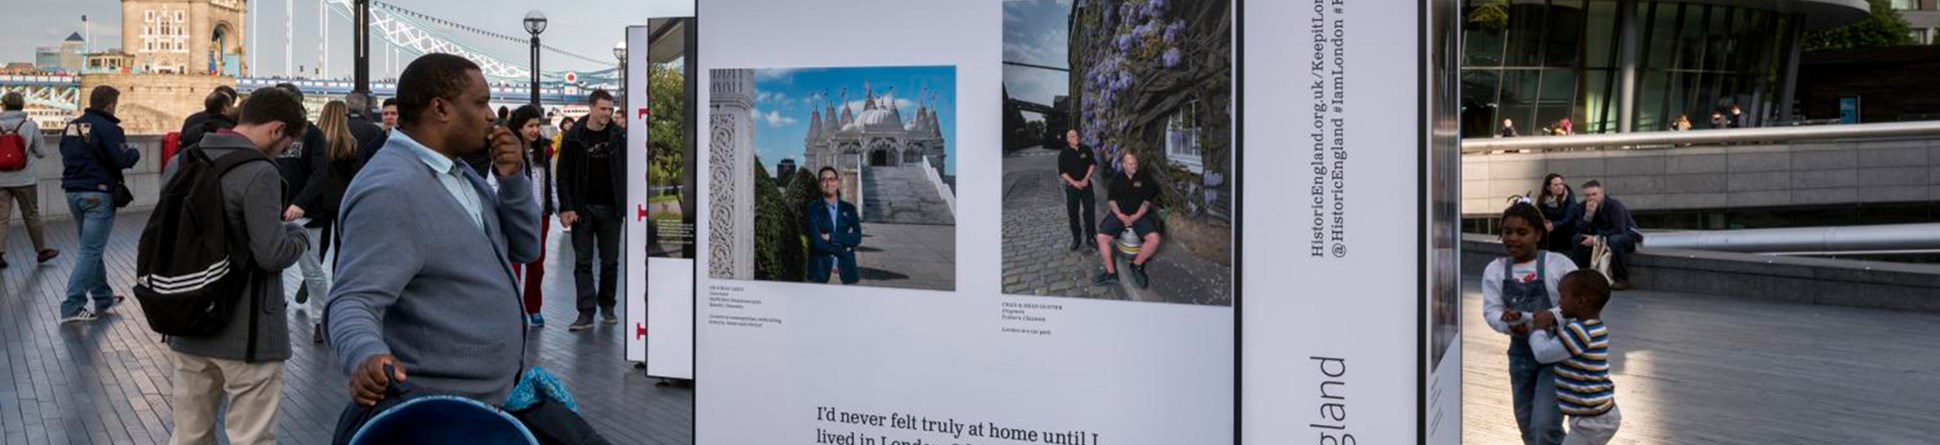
{"left": 1239, "top": 0, "right": 1462, "bottom": 444}
{"left": 696, "top": 1, "right": 1235, "bottom": 444}
{"left": 626, "top": 25, "right": 651, "bottom": 365}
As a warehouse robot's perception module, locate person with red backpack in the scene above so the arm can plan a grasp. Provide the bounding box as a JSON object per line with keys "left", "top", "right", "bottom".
{"left": 147, "top": 86, "right": 312, "bottom": 445}
{"left": 0, "top": 92, "right": 59, "bottom": 269}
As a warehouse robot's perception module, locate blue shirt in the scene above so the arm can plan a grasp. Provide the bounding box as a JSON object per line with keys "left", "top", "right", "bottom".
{"left": 825, "top": 197, "right": 840, "bottom": 263}
{"left": 393, "top": 131, "right": 484, "bottom": 232}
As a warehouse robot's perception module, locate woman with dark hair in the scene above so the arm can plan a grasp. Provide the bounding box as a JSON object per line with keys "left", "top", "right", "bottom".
{"left": 1536, "top": 173, "right": 1582, "bottom": 255}
{"left": 507, "top": 105, "right": 556, "bottom": 327}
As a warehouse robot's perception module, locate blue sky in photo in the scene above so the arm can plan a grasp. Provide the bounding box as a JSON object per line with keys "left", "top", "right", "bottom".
{"left": 1003, "top": 0, "right": 1072, "bottom": 116}
{"left": 750, "top": 65, "right": 958, "bottom": 176}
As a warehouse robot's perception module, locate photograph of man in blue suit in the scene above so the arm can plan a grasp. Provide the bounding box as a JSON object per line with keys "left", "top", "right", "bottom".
{"left": 806, "top": 166, "right": 862, "bottom": 284}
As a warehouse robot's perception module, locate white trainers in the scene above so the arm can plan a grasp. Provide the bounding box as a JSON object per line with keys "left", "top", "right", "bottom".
{"left": 59, "top": 309, "right": 99, "bottom": 323}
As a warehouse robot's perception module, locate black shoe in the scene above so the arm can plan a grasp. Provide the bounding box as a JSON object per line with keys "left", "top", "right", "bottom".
{"left": 1130, "top": 263, "right": 1149, "bottom": 289}
{"left": 294, "top": 286, "right": 309, "bottom": 304}
{"left": 601, "top": 310, "right": 620, "bottom": 324}
{"left": 312, "top": 322, "right": 324, "bottom": 345}
{"left": 568, "top": 314, "right": 595, "bottom": 331}
{"left": 1611, "top": 281, "right": 1634, "bottom": 291}
{"left": 1093, "top": 270, "right": 1118, "bottom": 286}
{"left": 1069, "top": 239, "right": 1081, "bottom": 251}
{"left": 0, "top": 253, "right": 8, "bottom": 269}
{"left": 37, "top": 249, "right": 58, "bottom": 263}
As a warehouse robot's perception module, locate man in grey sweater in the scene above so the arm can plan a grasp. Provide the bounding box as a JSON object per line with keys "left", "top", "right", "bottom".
{"left": 327, "top": 53, "right": 541, "bottom": 429}
{"left": 161, "top": 87, "right": 312, "bottom": 445}
{"left": 0, "top": 92, "right": 59, "bottom": 268}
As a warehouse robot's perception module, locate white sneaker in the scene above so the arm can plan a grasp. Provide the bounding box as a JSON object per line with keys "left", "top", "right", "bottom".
{"left": 59, "top": 309, "right": 99, "bottom": 323}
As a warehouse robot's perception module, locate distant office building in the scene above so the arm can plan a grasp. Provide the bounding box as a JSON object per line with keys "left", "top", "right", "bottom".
{"left": 1462, "top": 0, "right": 1870, "bottom": 137}
{"left": 34, "top": 33, "right": 86, "bottom": 73}
{"left": 1798, "top": 46, "right": 1940, "bottom": 123}
{"left": 777, "top": 158, "right": 797, "bottom": 184}
{"left": 1892, "top": 0, "right": 1940, "bottom": 44}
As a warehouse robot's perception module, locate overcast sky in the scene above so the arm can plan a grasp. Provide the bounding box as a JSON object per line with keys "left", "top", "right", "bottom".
{"left": 0, "top": 0, "right": 685, "bottom": 78}
{"left": 1003, "top": 0, "right": 1071, "bottom": 116}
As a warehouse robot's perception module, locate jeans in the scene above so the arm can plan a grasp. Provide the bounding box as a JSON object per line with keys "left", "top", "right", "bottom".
{"left": 61, "top": 191, "right": 116, "bottom": 316}
{"left": 571, "top": 206, "right": 620, "bottom": 316}
{"left": 1509, "top": 348, "right": 1566, "bottom": 445}
{"left": 1064, "top": 186, "right": 1095, "bottom": 244}
{"left": 286, "top": 223, "right": 329, "bottom": 316}
{"left": 1563, "top": 404, "right": 1622, "bottom": 445}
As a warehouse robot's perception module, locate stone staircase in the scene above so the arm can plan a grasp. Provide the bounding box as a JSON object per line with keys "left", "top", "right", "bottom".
{"left": 861, "top": 165, "right": 955, "bottom": 225}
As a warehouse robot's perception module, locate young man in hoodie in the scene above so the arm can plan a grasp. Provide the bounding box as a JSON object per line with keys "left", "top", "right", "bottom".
{"left": 0, "top": 92, "right": 59, "bottom": 268}
{"left": 58, "top": 85, "right": 140, "bottom": 323}
{"left": 160, "top": 86, "right": 313, "bottom": 445}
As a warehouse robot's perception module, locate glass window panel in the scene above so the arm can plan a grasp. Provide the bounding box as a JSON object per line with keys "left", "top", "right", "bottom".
{"left": 1466, "top": 20, "right": 1506, "bottom": 67}
{"left": 1636, "top": 70, "right": 1669, "bottom": 131}
{"left": 1507, "top": 4, "right": 1550, "bottom": 66}
{"left": 1544, "top": 1, "right": 1585, "bottom": 67}
{"left": 1678, "top": 5, "right": 1706, "bottom": 70}
{"left": 1585, "top": 0, "right": 1617, "bottom": 69}
{"left": 1541, "top": 68, "right": 1578, "bottom": 105}
{"left": 1644, "top": 3, "right": 1679, "bottom": 70}
{"left": 1583, "top": 69, "right": 1613, "bottom": 133}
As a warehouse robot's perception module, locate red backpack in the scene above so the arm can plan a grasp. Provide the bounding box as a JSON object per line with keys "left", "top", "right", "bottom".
{"left": 0, "top": 119, "right": 28, "bottom": 172}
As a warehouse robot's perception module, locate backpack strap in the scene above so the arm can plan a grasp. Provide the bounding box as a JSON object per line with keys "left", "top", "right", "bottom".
{"left": 2, "top": 119, "right": 24, "bottom": 135}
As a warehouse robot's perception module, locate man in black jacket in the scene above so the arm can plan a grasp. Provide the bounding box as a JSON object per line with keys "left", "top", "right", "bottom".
{"left": 270, "top": 84, "right": 333, "bottom": 311}
{"left": 57, "top": 85, "right": 140, "bottom": 323}
{"left": 345, "top": 91, "right": 385, "bottom": 166}
{"left": 556, "top": 89, "right": 627, "bottom": 332}
{"left": 1571, "top": 180, "right": 1642, "bottom": 291}
{"left": 179, "top": 86, "right": 239, "bottom": 148}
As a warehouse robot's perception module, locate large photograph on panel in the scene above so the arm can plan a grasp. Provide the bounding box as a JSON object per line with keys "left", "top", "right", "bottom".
{"left": 646, "top": 25, "right": 697, "bottom": 260}
{"left": 708, "top": 66, "right": 959, "bottom": 291}
{"left": 1000, "top": 0, "right": 1234, "bottom": 306}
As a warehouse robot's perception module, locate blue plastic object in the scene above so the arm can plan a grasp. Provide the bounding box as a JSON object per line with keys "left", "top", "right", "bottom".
{"left": 348, "top": 395, "right": 539, "bottom": 445}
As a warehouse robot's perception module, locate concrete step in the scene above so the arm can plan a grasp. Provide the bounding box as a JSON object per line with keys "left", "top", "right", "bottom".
{"left": 861, "top": 165, "right": 954, "bottom": 225}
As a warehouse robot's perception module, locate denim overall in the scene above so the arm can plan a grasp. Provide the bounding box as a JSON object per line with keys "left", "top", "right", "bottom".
{"left": 1502, "top": 257, "right": 1565, "bottom": 445}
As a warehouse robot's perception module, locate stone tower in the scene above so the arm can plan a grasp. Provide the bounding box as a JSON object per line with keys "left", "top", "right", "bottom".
{"left": 121, "top": 0, "right": 247, "bottom": 76}
{"left": 708, "top": 69, "right": 756, "bottom": 280}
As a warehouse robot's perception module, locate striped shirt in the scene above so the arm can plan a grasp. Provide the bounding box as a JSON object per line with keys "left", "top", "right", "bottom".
{"left": 1552, "top": 319, "right": 1615, "bottom": 416}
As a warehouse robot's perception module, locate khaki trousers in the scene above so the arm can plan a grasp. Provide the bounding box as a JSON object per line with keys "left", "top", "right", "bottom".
{"left": 0, "top": 185, "right": 47, "bottom": 254}
{"left": 169, "top": 351, "right": 285, "bottom": 445}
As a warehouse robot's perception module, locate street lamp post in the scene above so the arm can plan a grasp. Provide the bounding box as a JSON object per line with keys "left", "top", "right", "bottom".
{"left": 614, "top": 40, "right": 627, "bottom": 111}
{"left": 353, "top": 0, "right": 370, "bottom": 95}
{"left": 524, "top": 10, "right": 548, "bottom": 107}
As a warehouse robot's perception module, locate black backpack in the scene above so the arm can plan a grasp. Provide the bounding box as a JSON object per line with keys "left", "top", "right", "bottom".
{"left": 134, "top": 147, "right": 266, "bottom": 338}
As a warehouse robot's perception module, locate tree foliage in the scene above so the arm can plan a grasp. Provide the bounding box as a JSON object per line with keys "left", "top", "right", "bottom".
{"left": 648, "top": 62, "right": 686, "bottom": 190}
{"left": 751, "top": 159, "right": 807, "bottom": 282}
{"left": 1805, "top": 0, "right": 1915, "bottom": 51}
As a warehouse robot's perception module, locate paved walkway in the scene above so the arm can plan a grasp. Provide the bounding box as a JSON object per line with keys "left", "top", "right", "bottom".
{"left": 852, "top": 223, "right": 957, "bottom": 292}
{"left": 0, "top": 212, "right": 694, "bottom": 444}
{"left": 1000, "top": 148, "right": 1231, "bottom": 305}
{"left": 1461, "top": 280, "right": 1940, "bottom": 444}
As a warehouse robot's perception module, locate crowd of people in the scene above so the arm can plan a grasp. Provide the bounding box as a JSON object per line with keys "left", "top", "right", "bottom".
{"left": 0, "top": 53, "right": 625, "bottom": 444}
{"left": 1497, "top": 104, "right": 1748, "bottom": 138}
{"left": 1481, "top": 172, "right": 1642, "bottom": 445}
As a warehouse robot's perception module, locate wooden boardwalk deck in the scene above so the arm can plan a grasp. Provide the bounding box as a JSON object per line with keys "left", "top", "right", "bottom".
{"left": 0, "top": 212, "right": 693, "bottom": 444}
{"left": 1462, "top": 280, "right": 1940, "bottom": 444}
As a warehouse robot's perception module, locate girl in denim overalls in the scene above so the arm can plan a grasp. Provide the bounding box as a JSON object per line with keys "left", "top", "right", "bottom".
{"left": 1484, "top": 202, "right": 1578, "bottom": 445}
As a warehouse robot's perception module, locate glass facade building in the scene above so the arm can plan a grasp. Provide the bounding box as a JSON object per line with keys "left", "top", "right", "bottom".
{"left": 1462, "top": 0, "right": 1869, "bottom": 137}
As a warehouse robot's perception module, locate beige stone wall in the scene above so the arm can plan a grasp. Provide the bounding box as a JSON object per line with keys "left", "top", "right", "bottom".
{"left": 122, "top": 0, "right": 246, "bottom": 75}
{"left": 79, "top": 73, "right": 237, "bottom": 135}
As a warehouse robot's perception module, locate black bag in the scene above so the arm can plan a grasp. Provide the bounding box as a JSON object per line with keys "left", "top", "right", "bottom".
{"left": 133, "top": 147, "right": 265, "bottom": 337}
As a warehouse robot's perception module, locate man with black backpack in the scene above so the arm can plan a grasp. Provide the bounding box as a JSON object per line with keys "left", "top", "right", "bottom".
{"left": 147, "top": 87, "right": 312, "bottom": 445}
{"left": 57, "top": 85, "right": 139, "bottom": 323}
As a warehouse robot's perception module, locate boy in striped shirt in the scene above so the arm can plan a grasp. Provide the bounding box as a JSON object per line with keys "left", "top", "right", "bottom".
{"left": 1530, "top": 270, "right": 1621, "bottom": 445}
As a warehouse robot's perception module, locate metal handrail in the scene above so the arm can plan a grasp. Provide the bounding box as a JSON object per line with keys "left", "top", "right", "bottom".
{"left": 1645, "top": 223, "right": 1940, "bottom": 254}
{"left": 1462, "top": 121, "right": 1940, "bottom": 154}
